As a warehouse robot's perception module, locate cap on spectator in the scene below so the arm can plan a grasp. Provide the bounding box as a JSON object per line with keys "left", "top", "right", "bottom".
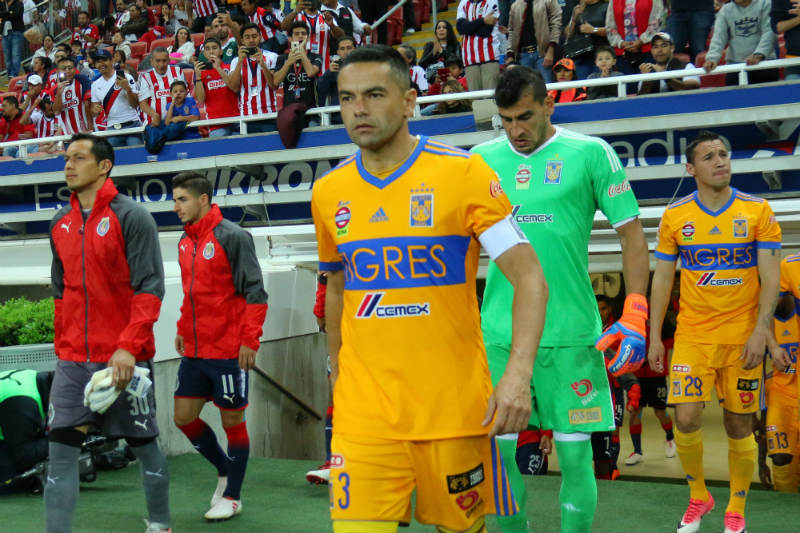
{"left": 652, "top": 32, "right": 673, "bottom": 45}
{"left": 27, "top": 74, "right": 43, "bottom": 85}
{"left": 553, "top": 58, "right": 575, "bottom": 72}
{"left": 91, "top": 48, "right": 113, "bottom": 60}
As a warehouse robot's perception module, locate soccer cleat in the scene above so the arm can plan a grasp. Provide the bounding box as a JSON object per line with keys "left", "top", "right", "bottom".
{"left": 204, "top": 497, "right": 242, "bottom": 521}
{"left": 306, "top": 461, "right": 331, "bottom": 485}
{"left": 677, "top": 492, "right": 714, "bottom": 533}
{"left": 723, "top": 512, "right": 746, "bottom": 533}
{"left": 611, "top": 468, "right": 621, "bottom": 480}
{"left": 666, "top": 439, "right": 677, "bottom": 458}
{"left": 211, "top": 476, "right": 227, "bottom": 507}
{"left": 625, "top": 452, "right": 643, "bottom": 465}
{"left": 143, "top": 519, "right": 171, "bottom": 533}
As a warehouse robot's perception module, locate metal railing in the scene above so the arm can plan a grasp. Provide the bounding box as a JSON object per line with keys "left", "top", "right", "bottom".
{"left": 1, "top": 56, "right": 799, "bottom": 156}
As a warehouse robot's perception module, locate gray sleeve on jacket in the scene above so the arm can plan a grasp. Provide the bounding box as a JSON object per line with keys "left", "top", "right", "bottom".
{"left": 616, "top": 372, "right": 639, "bottom": 392}
{"left": 48, "top": 206, "right": 71, "bottom": 299}
{"left": 112, "top": 195, "right": 165, "bottom": 299}
{"left": 754, "top": 0, "right": 778, "bottom": 59}
{"left": 705, "top": 6, "right": 730, "bottom": 63}
{"left": 216, "top": 220, "right": 268, "bottom": 305}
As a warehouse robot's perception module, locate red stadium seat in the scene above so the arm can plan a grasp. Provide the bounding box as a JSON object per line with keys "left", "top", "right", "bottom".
{"left": 7, "top": 75, "right": 26, "bottom": 93}
{"left": 129, "top": 41, "right": 147, "bottom": 59}
{"left": 387, "top": 6, "right": 404, "bottom": 45}
{"left": 182, "top": 68, "right": 195, "bottom": 94}
{"left": 421, "top": 0, "right": 432, "bottom": 24}
{"left": 191, "top": 33, "right": 205, "bottom": 49}
{"left": 695, "top": 51, "right": 726, "bottom": 88}
{"left": 126, "top": 57, "right": 141, "bottom": 71}
{"left": 439, "top": 0, "right": 448, "bottom": 11}
{"left": 149, "top": 37, "right": 174, "bottom": 53}
{"left": 413, "top": 0, "right": 426, "bottom": 27}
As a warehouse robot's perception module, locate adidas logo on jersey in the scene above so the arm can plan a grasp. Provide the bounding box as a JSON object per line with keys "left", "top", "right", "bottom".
{"left": 369, "top": 207, "right": 389, "bottom": 223}
{"left": 709, "top": 226, "right": 722, "bottom": 235}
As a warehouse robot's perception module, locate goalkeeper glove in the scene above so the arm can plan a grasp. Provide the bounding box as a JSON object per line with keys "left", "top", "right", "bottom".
{"left": 626, "top": 383, "right": 641, "bottom": 412}
{"left": 83, "top": 368, "right": 120, "bottom": 414}
{"left": 595, "top": 293, "right": 648, "bottom": 377}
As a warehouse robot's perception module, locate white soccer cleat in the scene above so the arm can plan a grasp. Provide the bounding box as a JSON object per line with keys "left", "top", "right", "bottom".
{"left": 677, "top": 492, "right": 714, "bottom": 533}
{"left": 665, "top": 439, "right": 677, "bottom": 458}
{"left": 143, "top": 519, "right": 170, "bottom": 532}
{"left": 211, "top": 476, "right": 227, "bottom": 507}
{"left": 305, "top": 461, "right": 331, "bottom": 485}
{"left": 624, "top": 452, "right": 643, "bottom": 465}
{"left": 204, "top": 497, "right": 241, "bottom": 521}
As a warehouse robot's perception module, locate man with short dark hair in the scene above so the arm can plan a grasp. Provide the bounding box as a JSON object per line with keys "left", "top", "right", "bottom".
{"left": 314, "top": 44, "right": 548, "bottom": 533}
{"left": 193, "top": 37, "right": 239, "bottom": 137}
{"left": 242, "top": 0, "right": 284, "bottom": 53}
{"left": 47, "top": 133, "right": 170, "bottom": 533}
{"left": 138, "top": 47, "right": 184, "bottom": 127}
{"left": 651, "top": 130, "right": 786, "bottom": 533}
{"left": 274, "top": 21, "right": 323, "bottom": 112}
{"left": 171, "top": 171, "right": 268, "bottom": 521}
{"left": 317, "top": 34, "right": 355, "bottom": 111}
{"left": 475, "top": 65, "right": 649, "bottom": 532}
{"left": 0, "top": 95, "right": 34, "bottom": 157}
{"left": 638, "top": 32, "right": 700, "bottom": 94}
{"left": 71, "top": 10, "right": 100, "bottom": 49}
{"left": 53, "top": 56, "right": 93, "bottom": 136}
{"left": 90, "top": 48, "right": 141, "bottom": 147}
{"left": 228, "top": 22, "right": 279, "bottom": 133}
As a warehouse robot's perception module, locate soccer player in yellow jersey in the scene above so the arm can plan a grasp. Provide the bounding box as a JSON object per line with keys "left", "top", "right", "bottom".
{"left": 311, "top": 45, "right": 549, "bottom": 533}
{"left": 649, "top": 131, "right": 789, "bottom": 533}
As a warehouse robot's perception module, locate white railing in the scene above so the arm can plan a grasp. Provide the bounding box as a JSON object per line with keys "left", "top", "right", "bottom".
{"left": 2, "top": 56, "right": 799, "bottom": 155}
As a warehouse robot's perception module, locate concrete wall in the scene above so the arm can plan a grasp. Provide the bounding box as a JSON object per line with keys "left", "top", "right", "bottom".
{"left": 155, "top": 332, "right": 329, "bottom": 460}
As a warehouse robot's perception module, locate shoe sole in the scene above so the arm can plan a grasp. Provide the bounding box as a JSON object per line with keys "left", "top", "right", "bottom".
{"left": 205, "top": 509, "right": 241, "bottom": 522}
{"left": 306, "top": 475, "right": 329, "bottom": 485}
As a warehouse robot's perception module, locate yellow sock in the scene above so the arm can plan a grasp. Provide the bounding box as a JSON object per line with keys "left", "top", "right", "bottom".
{"left": 675, "top": 428, "right": 708, "bottom": 500}
{"left": 727, "top": 435, "right": 756, "bottom": 514}
{"left": 772, "top": 462, "right": 799, "bottom": 493}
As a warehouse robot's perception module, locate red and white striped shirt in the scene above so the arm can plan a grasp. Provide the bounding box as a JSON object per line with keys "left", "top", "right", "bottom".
{"left": 193, "top": 0, "right": 218, "bottom": 19}
{"left": 56, "top": 77, "right": 91, "bottom": 135}
{"left": 457, "top": 0, "right": 501, "bottom": 66}
{"left": 249, "top": 6, "right": 284, "bottom": 41}
{"left": 138, "top": 66, "right": 183, "bottom": 125}
{"left": 31, "top": 110, "right": 60, "bottom": 139}
{"left": 230, "top": 51, "right": 278, "bottom": 116}
{"left": 297, "top": 10, "right": 334, "bottom": 74}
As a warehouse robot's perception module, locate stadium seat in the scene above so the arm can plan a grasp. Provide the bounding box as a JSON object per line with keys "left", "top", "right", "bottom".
{"left": 695, "top": 51, "right": 726, "bottom": 88}
{"left": 413, "top": 0, "right": 426, "bottom": 26}
{"left": 126, "top": 57, "right": 141, "bottom": 71}
{"left": 421, "top": 0, "right": 432, "bottom": 24}
{"left": 182, "top": 68, "right": 195, "bottom": 94}
{"left": 7, "top": 75, "right": 26, "bottom": 93}
{"left": 191, "top": 33, "right": 204, "bottom": 49}
{"left": 149, "top": 38, "right": 173, "bottom": 53}
{"left": 439, "top": 0, "right": 448, "bottom": 10}
{"left": 387, "top": 7, "right": 403, "bottom": 45}
{"left": 129, "top": 41, "right": 147, "bottom": 59}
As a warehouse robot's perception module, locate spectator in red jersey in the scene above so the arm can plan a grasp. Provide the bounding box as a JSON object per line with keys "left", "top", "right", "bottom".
{"left": 52, "top": 56, "right": 93, "bottom": 136}
{"left": 457, "top": 0, "right": 502, "bottom": 91}
{"left": 637, "top": 32, "right": 700, "bottom": 94}
{"left": 20, "top": 92, "right": 63, "bottom": 154}
{"left": 228, "top": 22, "right": 279, "bottom": 133}
{"left": 274, "top": 20, "right": 323, "bottom": 122}
{"left": 507, "top": 0, "right": 562, "bottom": 83}
{"left": 548, "top": 58, "right": 587, "bottom": 102}
{"left": 71, "top": 10, "right": 100, "bottom": 49}
{"left": 605, "top": 0, "right": 664, "bottom": 76}
{"left": 120, "top": 4, "right": 149, "bottom": 40}
{"left": 192, "top": 0, "right": 219, "bottom": 33}
{"left": 193, "top": 37, "right": 239, "bottom": 137}
{"left": 0, "top": 95, "right": 35, "bottom": 157}
{"left": 282, "top": 0, "right": 344, "bottom": 74}
{"left": 241, "top": 0, "right": 285, "bottom": 54}
{"left": 139, "top": 47, "right": 184, "bottom": 128}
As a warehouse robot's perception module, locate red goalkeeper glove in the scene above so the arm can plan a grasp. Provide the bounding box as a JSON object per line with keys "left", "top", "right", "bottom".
{"left": 626, "top": 383, "right": 641, "bottom": 412}
{"left": 595, "top": 293, "right": 648, "bottom": 377}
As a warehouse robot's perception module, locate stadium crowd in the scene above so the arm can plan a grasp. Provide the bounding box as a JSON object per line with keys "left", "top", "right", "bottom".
{"left": 0, "top": 0, "right": 798, "bottom": 157}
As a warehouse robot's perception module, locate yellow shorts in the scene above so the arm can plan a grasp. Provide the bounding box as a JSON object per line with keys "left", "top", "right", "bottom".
{"left": 766, "top": 384, "right": 799, "bottom": 457}
{"left": 667, "top": 342, "right": 763, "bottom": 414}
{"left": 329, "top": 432, "right": 518, "bottom": 531}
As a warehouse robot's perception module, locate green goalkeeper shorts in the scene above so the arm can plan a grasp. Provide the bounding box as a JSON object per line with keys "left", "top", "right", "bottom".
{"left": 485, "top": 344, "right": 615, "bottom": 434}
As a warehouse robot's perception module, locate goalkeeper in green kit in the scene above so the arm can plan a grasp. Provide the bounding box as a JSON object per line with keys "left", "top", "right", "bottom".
{"left": 473, "top": 67, "right": 650, "bottom": 532}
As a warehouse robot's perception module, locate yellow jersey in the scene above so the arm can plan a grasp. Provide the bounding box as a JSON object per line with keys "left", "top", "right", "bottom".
{"left": 770, "top": 310, "right": 798, "bottom": 399}
{"left": 312, "top": 136, "right": 513, "bottom": 440}
{"left": 655, "top": 188, "right": 781, "bottom": 344}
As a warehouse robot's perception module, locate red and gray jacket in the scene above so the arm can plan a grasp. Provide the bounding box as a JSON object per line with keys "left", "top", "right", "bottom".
{"left": 177, "top": 205, "right": 268, "bottom": 359}
{"left": 50, "top": 179, "right": 164, "bottom": 363}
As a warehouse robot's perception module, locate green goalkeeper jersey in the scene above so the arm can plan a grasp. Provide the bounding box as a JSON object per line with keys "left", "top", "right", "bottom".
{"left": 473, "top": 127, "right": 640, "bottom": 348}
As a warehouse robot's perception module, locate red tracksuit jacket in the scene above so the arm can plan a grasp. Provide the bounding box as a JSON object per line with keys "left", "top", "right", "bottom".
{"left": 50, "top": 179, "right": 164, "bottom": 363}
{"left": 176, "top": 204, "right": 268, "bottom": 359}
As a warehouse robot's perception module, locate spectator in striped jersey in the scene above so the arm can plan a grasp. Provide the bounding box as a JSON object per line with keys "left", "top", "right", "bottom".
{"left": 282, "top": 0, "right": 344, "bottom": 74}
{"left": 20, "top": 92, "right": 63, "bottom": 154}
{"left": 192, "top": 0, "right": 219, "bottom": 33}
{"left": 138, "top": 47, "right": 184, "bottom": 128}
{"left": 228, "top": 22, "right": 280, "bottom": 133}
{"left": 52, "top": 56, "right": 93, "bottom": 136}
{"left": 241, "top": 0, "right": 286, "bottom": 53}
{"left": 457, "top": 0, "right": 502, "bottom": 90}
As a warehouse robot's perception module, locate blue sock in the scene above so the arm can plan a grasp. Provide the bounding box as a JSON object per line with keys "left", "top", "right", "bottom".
{"left": 223, "top": 422, "right": 249, "bottom": 500}
{"left": 178, "top": 418, "right": 229, "bottom": 476}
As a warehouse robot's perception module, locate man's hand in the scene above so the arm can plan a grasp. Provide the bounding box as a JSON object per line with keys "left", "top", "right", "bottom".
{"left": 322, "top": 10, "right": 334, "bottom": 26}
{"left": 769, "top": 338, "right": 791, "bottom": 372}
{"left": 596, "top": 293, "right": 648, "bottom": 376}
{"left": 639, "top": 62, "right": 655, "bottom": 73}
{"left": 746, "top": 54, "right": 763, "bottom": 65}
{"left": 741, "top": 327, "right": 768, "bottom": 370}
{"left": 704, "top": 60, "right": 718, "bottom": 73}
{"left": 482, "top": 371, "right": 532, "bottom": 437}
{"left": 175, "top": 335, "right": 184, "bottom": 356}
{"left": 540, "top": 432, "right": 553, "bottom": 455}
{"left": 108, "top": 348, "right": 136, "bottom": 390}
{"left": 239, "top": 345, "right": 257, "bottom": 371}
{"left": 579, "top": 22, "right": 594, "bottom": 34}
{"left": 759, "top": 461, "right": 774, "bottom": 489}
{"left": 117, "top": 74, "right": 131, "bottom": 91}
{"left": 329, "top": 60, "right": 340, "bottom": 72}
{"left": 626, "top": 383, "right": 641, "bottom": 412}
{"left": 238, "top": 46, "right": 248, "bottom": 61}
{"left": 648, "top": 338, "right": 665, "bottom": 373}
{"left": 484, "top": 14, "right": 498, "bottom": 26}
{"left": 543, "top": 47, "right": 554, "bottom": 68}
{"left": 91, "top": 102, "right": 103, "bottom": 117}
